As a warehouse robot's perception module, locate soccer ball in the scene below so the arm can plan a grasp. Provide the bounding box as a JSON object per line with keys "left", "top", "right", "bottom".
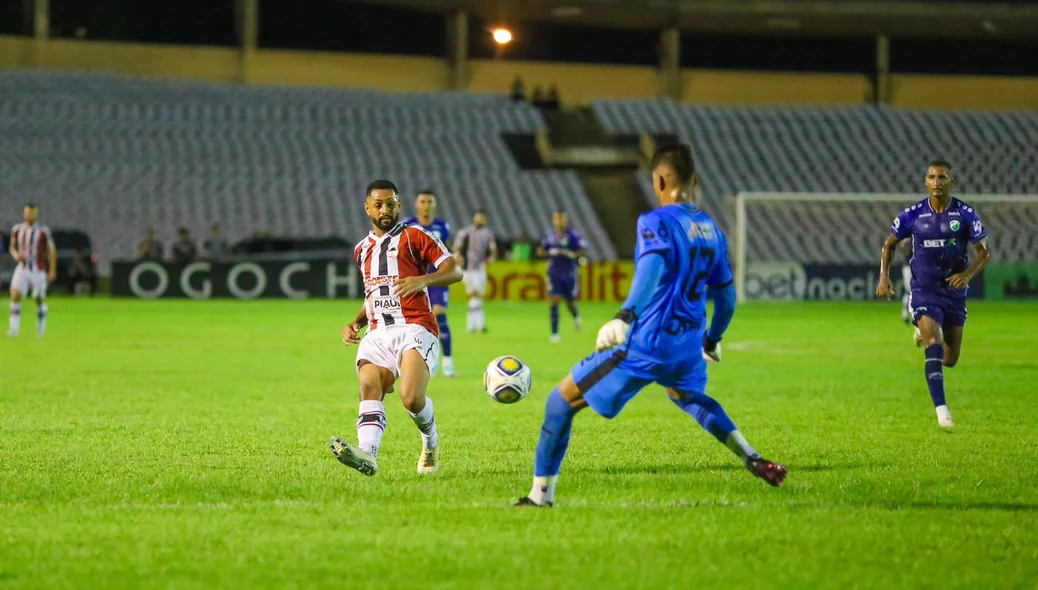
{"left": 484, "top": 355, "right": 533, "bottom": 404}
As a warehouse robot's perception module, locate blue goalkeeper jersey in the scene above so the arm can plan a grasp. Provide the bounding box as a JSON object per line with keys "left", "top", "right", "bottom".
{"left": 626, "top": 203, "right": 733, "bottom": 363}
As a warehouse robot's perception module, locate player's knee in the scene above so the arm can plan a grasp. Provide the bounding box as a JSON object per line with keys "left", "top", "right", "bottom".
{"left": 944, "top": 351, "right": 959, "bottom": 368}
{"left": 432, "top": 304, "right": 446, "bottom": 316}
{"left": 10, "top": 290, "right": 21, "bottom": 302}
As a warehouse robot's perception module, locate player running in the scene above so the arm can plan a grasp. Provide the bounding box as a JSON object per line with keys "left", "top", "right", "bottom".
{"left": 8, "top": 203, "right": 56, "bottom": 338}
{"left": 876, "top": 160, "right": 992, "bottom": 428}
{"left": 537, "top": 210, "right": 587, "bottom": 343}
{"left": 453, "top": 211, "right": 497, "bottom": 334}
{"left": 403, "top": 189, "right": 455, "bottom": 377}
{"left": 514, "top": 145, "right": 787, "bottom": 508}
{"left": 330, "top": 180, "right": 463, "bottom": 476}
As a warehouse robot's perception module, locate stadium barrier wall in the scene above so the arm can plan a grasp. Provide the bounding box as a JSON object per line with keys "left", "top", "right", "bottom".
{"left": 110, "top": 260, "right": 362, "bottom": 300}
{"left": 5, "top": 35, "right": 1038, "bottom": 109}
{"left": 983, "top": 264, "right": 1038, "bottom": 300}
{"left": 744, "top": 263, "right": 986, "bottom": 301}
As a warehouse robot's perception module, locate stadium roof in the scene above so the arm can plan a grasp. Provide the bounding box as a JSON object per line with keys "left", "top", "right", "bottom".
{"left": 357, "top": 0, "right": 1038, "bottom": 39}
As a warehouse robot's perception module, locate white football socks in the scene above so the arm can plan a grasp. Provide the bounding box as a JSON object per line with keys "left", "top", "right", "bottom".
{"left": 8, "top": 302, "right": 20, "bottom": 336}
{"left": 37, "top": 303, "right": 47, "bottom": 336}
{"left": 408, "top": 397, "right": 438, "bottom": 449}
{"left": 529, "top": 475, "right": 558, "bottom": 506}
{"left": 725, "top": 431, "right": 761, "bottom": 462}
{"left": 356, "top": 400, "right": 386, "bottom": 459}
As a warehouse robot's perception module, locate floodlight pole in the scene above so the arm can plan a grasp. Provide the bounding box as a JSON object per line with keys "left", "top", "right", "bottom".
{"left": 447, "top": 11, "right": 469, "bottom": 91}
{"left": 236, "top": 0, "right": 258, "bottom": 84}
{"left": 660, "top": 27, "right": 681, "bottom": 100}
{"left": 875, "top": 34, "right": 891, "bottom": 104}
{"left": 31, "top": 0, "right": 49, "bottom": 67}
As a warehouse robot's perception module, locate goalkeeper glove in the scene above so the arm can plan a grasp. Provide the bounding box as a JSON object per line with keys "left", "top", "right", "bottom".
{"left": 596, "top": 309, "right": 634, "bottom": 351}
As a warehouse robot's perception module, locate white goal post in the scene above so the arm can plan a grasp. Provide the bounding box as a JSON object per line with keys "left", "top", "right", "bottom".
{"left": 731, "top": 192, "right": 1038, "bottom": 303}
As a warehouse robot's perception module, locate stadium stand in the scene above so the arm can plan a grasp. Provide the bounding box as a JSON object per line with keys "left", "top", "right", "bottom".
{"left": 0, "top": 72, "right": 618, "bottom": 269}
{"left": 594, "top": 99, "right": 1038, "bottom": 263}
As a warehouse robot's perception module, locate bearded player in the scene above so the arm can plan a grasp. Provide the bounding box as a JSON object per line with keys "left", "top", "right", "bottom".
{"left": 403, "top": 189, "right": 455, "bottom": 377}
{"left": 330, "top": 180, "right": 463, "bottom": 475}
{"left": 514, "top": 145, "right": 786, "bottom": 508}
{"left": 876, "top": 160, "right": 992, "bottom": 428}
{"left": 9, "top": 203, "right": 56, "bottom": 338}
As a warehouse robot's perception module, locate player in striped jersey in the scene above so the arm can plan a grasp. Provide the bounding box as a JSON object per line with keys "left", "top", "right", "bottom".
{"left": 454, "top": 211, "right": 497, "bottom": 333}
{"left": 330, "top": 180, "right": 463, "bottom": 476}
{"left": 8, "top": 203, "right": 56, "bottom": 338}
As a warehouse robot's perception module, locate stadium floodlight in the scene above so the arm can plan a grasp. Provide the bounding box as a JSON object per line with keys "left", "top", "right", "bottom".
{"left": 492, "top": 27, "right": 513, "bottom": 45}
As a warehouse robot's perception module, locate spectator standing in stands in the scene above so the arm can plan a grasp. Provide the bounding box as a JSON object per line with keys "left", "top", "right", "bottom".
{"left": 510, "top": 76, "right": 526, "bottom": 102}
{"left": 203, "top": 223, "right": 229, "bottom": 259}
{"left": 547, "top": 84, "right": 561, "bottom": 110}
{"left": 138, "top": 229, "right": 164, "bottom": 261}
{"left": 509, "top": 232, "right": 535, "bottom": 262}
{"left": 170, "top": 227, "right": 197, "bottom": 263}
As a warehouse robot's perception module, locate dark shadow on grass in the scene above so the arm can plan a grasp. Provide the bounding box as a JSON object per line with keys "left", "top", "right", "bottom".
{"left": 787, "top": 501, "right": 1038, "bottom": 513}
{"left": 600, "top": 462, "right": 879, "bottom": 475}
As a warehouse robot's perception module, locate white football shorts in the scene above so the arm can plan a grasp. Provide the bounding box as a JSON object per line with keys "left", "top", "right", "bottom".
{"left": 356, "top": 324, "right": 439, "bottom": 377}
{"left": 462, "top": 269, "right": 488, "bottom": 296}
{"left": 11, "top": 266, "right": 48, "bottom": 299}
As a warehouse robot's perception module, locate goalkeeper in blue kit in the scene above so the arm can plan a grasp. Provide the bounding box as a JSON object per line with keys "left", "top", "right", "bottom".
{"left": 515, "top": 144, "right": 787, "bottom": 507}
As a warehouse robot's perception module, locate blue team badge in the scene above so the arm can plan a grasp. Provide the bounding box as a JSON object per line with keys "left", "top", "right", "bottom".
{"left": 641, "top": 228, "right": 656, "bottom": 240}
{"left": 949, "top": 220, "right": 961, "bottom": 231}
{"left": 657, "top": 222, "right": 670, "bottom": 241}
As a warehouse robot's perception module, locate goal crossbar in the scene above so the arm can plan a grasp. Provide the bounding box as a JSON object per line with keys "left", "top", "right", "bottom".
{"left": 731, "top": 192, "right": 1038, "bottom": 303}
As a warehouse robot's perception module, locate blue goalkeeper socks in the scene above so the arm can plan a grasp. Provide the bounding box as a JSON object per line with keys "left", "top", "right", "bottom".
{"left": 549, "top": 305, "right": 560, "bottom": 336}
{"left": 435, "top": 313, "right": 451, "bottom": 357}
{"left": 669, "top": 391, "right": 738, "bottom": 444}
{"left": 534, "top": 388, "right": 576, "bottom": 477}
{"left": 925, "top": 344, "right": 946, "bottom": 407}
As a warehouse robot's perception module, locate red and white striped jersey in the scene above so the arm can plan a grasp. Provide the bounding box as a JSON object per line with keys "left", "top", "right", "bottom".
{"left": 10, "top": 222, "right": 52, "bottom": 272}
{"left": 354, "top": 222, "right": 452, "bottom": 335}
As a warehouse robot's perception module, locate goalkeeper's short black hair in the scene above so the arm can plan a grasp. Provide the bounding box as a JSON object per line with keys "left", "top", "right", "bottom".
{"left": 927, "top": 159, "right": 953, "bottom": 171}
{"left": 651, "top": 143, "right": 696, "bottom": 183}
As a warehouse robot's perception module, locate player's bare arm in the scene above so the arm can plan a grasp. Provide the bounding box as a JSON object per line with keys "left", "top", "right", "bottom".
{"left": 342, "top": 307, "right": 368, "bottom": 346}
{"left": 876, "top": 233, "right": 901, "bottom": 299}
{"left": 46, "top": 240, "right": 57, "bottom": 282}
{"left": 947, "top": 238, "right": 992, "bottom": 289}
{"left": 488, "top": 240, "right": 498, "bottom": 265}
{"left": 394, "top": 257, "right": 462, "bottom": 298}
{"left": 9, "top": 241, "right": 20, "bottom": 264}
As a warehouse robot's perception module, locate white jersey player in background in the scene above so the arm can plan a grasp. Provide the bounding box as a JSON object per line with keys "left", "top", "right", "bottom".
{"left": 9, "top": 203, "right": 56, "bottom": 338}
{"left": 453, "top": 210, "right": 497, "bottom": 333}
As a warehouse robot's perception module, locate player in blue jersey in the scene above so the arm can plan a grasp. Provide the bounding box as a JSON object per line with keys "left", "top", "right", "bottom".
{"left": 876, "top": 160, "right": 992, "bottom": 428}
{"left": 514, "top": 145, "right": 787, "bottom": 508}
{"left": 403, "top": 189, "right": 456, "bottom": 377}
{"left": 537, "top": 210, "right": 588, "bottom": 343}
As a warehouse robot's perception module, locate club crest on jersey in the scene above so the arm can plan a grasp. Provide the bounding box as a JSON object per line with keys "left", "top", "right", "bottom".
{"left": 689, "top": 222, "right": 713, "bottom": 240}
{"left": 641, "top": 228, "right": 655, "bottom": 240}
{"left": 949, "top": 220, "right": 961, "bottom": 231}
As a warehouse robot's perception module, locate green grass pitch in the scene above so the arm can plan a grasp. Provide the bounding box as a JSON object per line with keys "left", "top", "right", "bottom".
{"left": 1, "top": 299, "right": 1037, "bottom": 589}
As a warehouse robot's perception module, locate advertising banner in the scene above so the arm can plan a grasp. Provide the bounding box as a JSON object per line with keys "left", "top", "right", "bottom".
{"left": 111, "top": 260, "right": 362, "bottom": 299}
{"left": 983, "top": 264, "right": 1038, "bottom": 300}
{"left": 448, "top": 261, "right": 635, "bottom": 303}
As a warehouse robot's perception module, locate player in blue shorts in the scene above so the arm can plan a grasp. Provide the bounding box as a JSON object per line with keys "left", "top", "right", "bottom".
{"left": 537, "top": 210, "right": 588, "bottom": 343}
{"left": 403, "top": 189, "right": 455, "bottom": 377}
{"left": 876, "top": 160, "right": 992, "bottom": 428}
{"left": 514, "top": 144, "right": 787, "bottom": 508}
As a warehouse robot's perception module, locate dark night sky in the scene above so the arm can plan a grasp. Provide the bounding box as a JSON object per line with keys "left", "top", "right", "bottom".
{"left": 1, "top": 0, "right": 1035, "bottom": 75}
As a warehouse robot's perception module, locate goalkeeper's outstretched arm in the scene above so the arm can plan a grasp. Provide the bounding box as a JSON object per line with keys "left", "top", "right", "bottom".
{"left": 595, "top": 253, "right": 666, "bottom": 351}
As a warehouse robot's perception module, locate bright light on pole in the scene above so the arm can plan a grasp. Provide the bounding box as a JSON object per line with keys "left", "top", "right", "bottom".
{"left": 492, "top": 28, "right": 512, "bottom": 45}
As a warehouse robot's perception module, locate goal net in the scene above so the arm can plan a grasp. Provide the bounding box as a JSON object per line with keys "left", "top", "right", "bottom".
{"left": 730, "top": 192, "right": 1038, "bottom": 303}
